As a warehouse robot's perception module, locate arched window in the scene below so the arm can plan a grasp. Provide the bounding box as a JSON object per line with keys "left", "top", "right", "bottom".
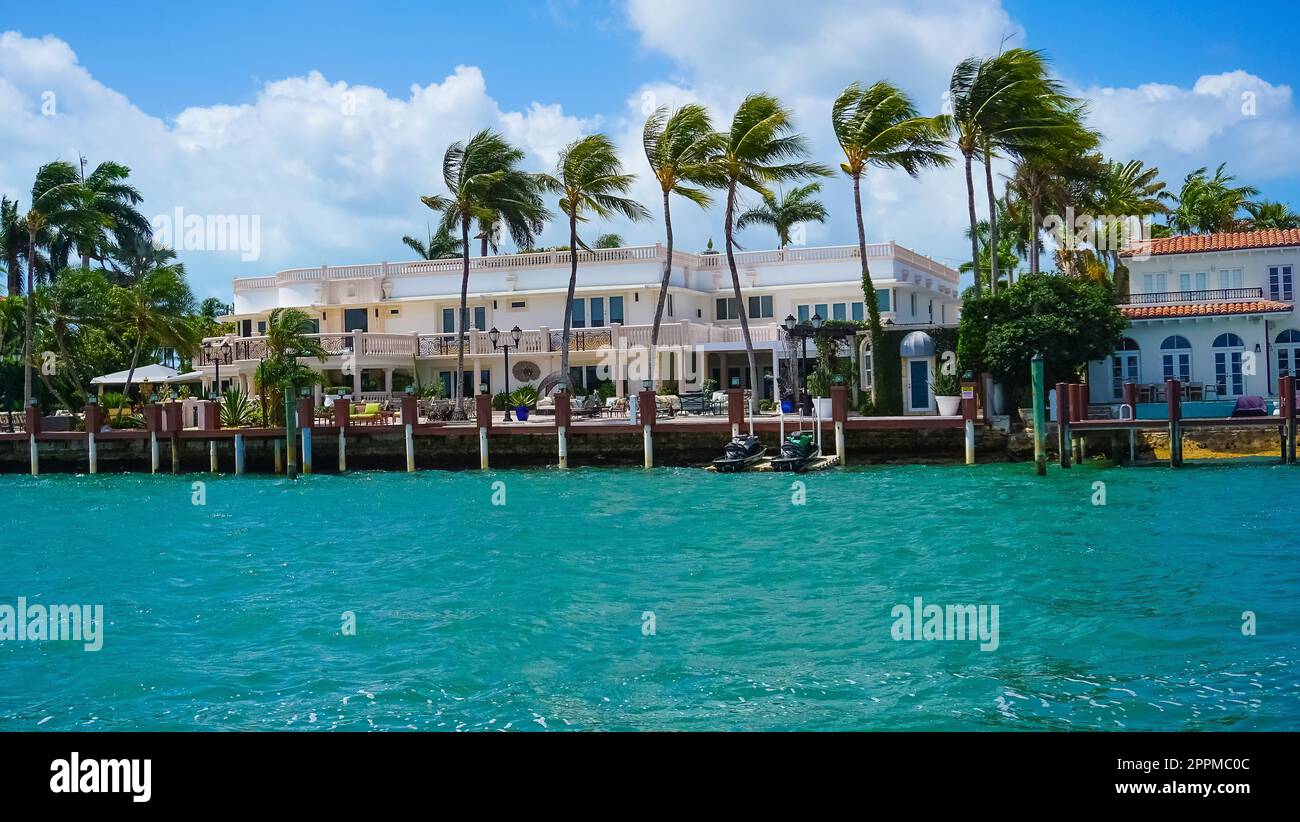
{"left": 1213, "top": 333, "right": 1245, "bottom": 396}
{"left": 1160, "top": 335, "right": 1192, "bottom": 383}
{"left": 1111, "top": 338, "right": 1141, "bottom": 399}
{"left": 859, "top": 338, "right": 873, "bottom": 390}
{"left": 1276, "top": 330, "right": 1300, "bottom": 385}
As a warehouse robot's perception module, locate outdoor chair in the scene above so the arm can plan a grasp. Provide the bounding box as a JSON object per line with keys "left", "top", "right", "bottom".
{"left": 1187, "top": 382, "right": 1204, "bottom": 401}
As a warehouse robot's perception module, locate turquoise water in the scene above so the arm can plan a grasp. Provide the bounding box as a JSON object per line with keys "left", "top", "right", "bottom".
{"left": 1, "top": 462, "right": 1297, "bottom": 731}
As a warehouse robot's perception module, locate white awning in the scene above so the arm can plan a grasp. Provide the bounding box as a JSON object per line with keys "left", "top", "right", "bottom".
{"left": 90, "top": 364, "right": 204, "bottom": 386}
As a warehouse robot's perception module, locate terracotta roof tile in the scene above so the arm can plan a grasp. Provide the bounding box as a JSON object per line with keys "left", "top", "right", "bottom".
{"left": 1121, "top": 228, "right": 1300, "bottom": 257}
{"left": 1121, "top": 300, "right": 1293, "bottom": 320}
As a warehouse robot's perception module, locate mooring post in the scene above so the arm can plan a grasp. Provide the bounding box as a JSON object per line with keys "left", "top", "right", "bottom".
{"left": 164, "top": 402, "right": 182, "bottom": 474}
{"left": 726, "top": 388, "right": 744, "bottom": 439}
{"left": 961, "top": 374, "right": 977, "bottom": 465}
{"left": 638, "top": 388, "right": 658, "bottom": 468}
{"left": 297, "top": 397, "right": 314, "bottom": 475}
{"left": 830, "top": 384, "right": 847, "bottom": 466}
{"left": 25, "top": 402, "right": 41, "bottom": 476}
{"left": 234, "top": 432, "right": 246, "bottom": 475}
{"left": 284, "top": 388, "right": 298, "bottom": 480}
{"left": 475, "top": 393, "right": 492, "bottom": 469}
{"left": 554, "top": 390, "right": 571, "bottom": 469}
{"left": 1055, "top": 381, "right": 1071, "bottom": 469}
{"left": 1166, "top": 378, "right": 1182, "bottom": 467}
{"left": 1122, "top": 381, "right": 1137, "bottom": 463}
{"left": 1280, "top": 375, "right": 1295, "bottom": 464}
{"left": 199, "top": 400, "right": 220, "bottom": 472}
{"left": 84, "top": 401, "right": 100, "bottom": 474}
{"left": 400, "top": 394, "right": 417, "bottom": 472}
{"left": 145, "top": 404, "right": 162, "bottom": 474}
{"left": 1031, "top": 354, "right": 1046, "bottom": 476}
{"left": 273, "top": 438, "right": 282, "bottom": 473}
{"left": 335, "top": 399, "right": 350, "bottom": 472}
{"left": 1069, "top": 383, "right": 1085, "bottom": 463}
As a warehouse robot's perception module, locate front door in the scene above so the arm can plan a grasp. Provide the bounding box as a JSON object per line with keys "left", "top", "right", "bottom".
{"left": 343, "top": 308, "right": 369, "bottom": 333}
{"left": 906, "top": 359, "right": 932, "bottom": 413}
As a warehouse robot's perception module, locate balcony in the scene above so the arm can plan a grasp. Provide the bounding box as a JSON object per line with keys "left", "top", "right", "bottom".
{"left": 1125, "top": 287, "right": 1264, "bottom": 306}
{"left": 197, "top": 322, "right": 786, "bottom": 366}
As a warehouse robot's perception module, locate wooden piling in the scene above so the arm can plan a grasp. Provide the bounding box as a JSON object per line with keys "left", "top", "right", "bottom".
{"left": 726, "top": 388, "right": 744, "bottom": 440}
{"left": 25, "top": 403, "right": 40, "bottom": 476}
{"left": 1166, "top": 378, "right": 1182, "bottom": 467}
{"left": 554, "top": 391, "right": 571, "bottom": 469}
{"left": 273, "top": 439, "right": 283, "bottom": 473}
{"left": 335, "top": 400, "right": 350, "bottom": 472}
{"left": 400, "top": 394, "right": 417, "bottom": 472}
{"left": 84, "top": 402, "right": 101, "bottom": 474}
{"left": 638, "top": 389, "right": 658, "bottom": 468}
{"left": 1055, "top": 381, "right": 1071, "bottom": 469}
{"left": 1070, "top": 383, "right": 1085, "bottom": 463}
{"left": 298, "top": 397, "right": 314, "bottom": 475}
{"left": 1031, "top": 354, "right": 1046, "bottom": 476}
{"left": 1281, "top": 375, "right": 1296, "bottom": 464}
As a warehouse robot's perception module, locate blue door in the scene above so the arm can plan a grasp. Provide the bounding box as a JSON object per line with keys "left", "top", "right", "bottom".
{"left": 908, "top": 360, "right": 930, "bottom": 411}
{"left": 343, "top": 308, "right": 368, "bottom": 333}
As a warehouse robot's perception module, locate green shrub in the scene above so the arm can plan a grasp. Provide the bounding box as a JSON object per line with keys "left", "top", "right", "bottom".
{"left": 220, "top": 388, "right": 258, "bottom": 427}
{"left": 930, "top": 369, "right": 961, "bottom": 396}
{"left": 509, "top": 385, "right": 539, "bottom": 409}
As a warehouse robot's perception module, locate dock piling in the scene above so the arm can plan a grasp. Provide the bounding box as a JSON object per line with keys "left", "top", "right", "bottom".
{"left": 554, "top": 392, "right": 571, "bottom": 469}
{"left": 1031, "top": 354, "right": 1046, "bottom": 476}
{"left": 961, "top": 375, "right": 977, "bottom": 465}
{"left": 1055, "top": 381, "right": 1071, "bottom": 469}
{"left": 298, "top": 397, "right": 314, "bottom": 475}
{"left": 1281, "top": 375, "right": 1296, "bottom": 464}
{"left": 1070, "top": 383, "right": 1085, "bottom": 463}
{"left": 336, "top": 400, "right": 350, "bottom": 472}
{"left": 726, "top": 388, "right": 744, "bottom": 441}
{"left": 476, "top": 394, "right": 492, "bottom": 470}
{"left": 273, "top": 439, "right": 282, "bottom": 473}
{"left": 234, "top": 433, "right": 246, "bottom": 475}
{"left": 401, "top": 395, "right": 417, "bottom": 472}
{"left": 26, "top": 403, "right": 41, "bottom": 476}
{"left": 831, "top": 385, "right": 847, "bottom": 466}
{"left": 84, "top": 402, "right": 100, "bottom": 475}
{"left": 284, "top": 388, "right": 298, "bottom": 480}
{"left": 1122, "top": 382, "right": 1137, "bottom": 463}
{"left": 1166, "top": 378, "right": 1182, "bottom": 467}
{"left": 639, "top": 389, "right": 657, "bottom": 468}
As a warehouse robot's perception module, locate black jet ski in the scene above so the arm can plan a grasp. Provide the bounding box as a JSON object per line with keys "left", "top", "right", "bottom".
{"left": 770, "top": 431, "right": 820, "bottom": 471}
{"left": 711, "top": 434, "right": 766, "bottom": 472}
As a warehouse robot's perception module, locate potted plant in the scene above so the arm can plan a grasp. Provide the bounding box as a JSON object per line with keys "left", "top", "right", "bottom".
{"left": 806, "top": 368, "right": 833, "bottom": 420}
{"left": 509, "top": 385, "right": 539, "bottom": 421}
{"left": 930, "top": 368, "right": 962, "bottom": 416}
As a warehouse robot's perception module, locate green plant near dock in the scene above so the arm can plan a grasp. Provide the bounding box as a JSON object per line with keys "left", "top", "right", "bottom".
{"left": 219, "top": 387, "right": 258, "bottom": 427}
{"left": 930, "top": 369, "right": 961, "bottom": 396}
{"left": 509, "top": 385, "right": 539, "bottom": 409}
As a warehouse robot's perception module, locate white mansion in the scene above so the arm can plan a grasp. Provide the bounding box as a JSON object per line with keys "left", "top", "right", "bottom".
{"left": 199, "top": 242, "right": 962, "bottom": 406}
{"left": 1087, "top": 228, "right": 1300, "bottom": 405}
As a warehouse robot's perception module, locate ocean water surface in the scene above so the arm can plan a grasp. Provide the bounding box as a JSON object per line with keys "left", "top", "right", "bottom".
{"left": 1, "top": 462, "right": 1297, "bottom": 731}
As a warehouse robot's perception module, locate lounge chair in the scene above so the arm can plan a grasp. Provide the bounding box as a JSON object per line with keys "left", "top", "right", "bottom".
{"left": 350, "top": 402, "right": 386, "bottom": 424}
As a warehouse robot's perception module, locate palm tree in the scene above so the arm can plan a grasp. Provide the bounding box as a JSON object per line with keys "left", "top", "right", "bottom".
{"left": 832, "top": 81, "right": 948, "bottom": 400}
{"left": 111, "top": 266, "right": 201, "bottom": 420}
{"left": 959, "top": 207, "right": 1020, "bottom": 291}
{"left": 1, "top": 197, "right": 24, "bottom": 297}
{"left": 703, "top": 94, "right": 831, "bottom": 413}
{"left": 106, "top": 236, "right": 184, "bottom": 285}
{"left": 940, "top": 49, "right": 1076, "bottom": 296}
{"left": 257, "top": 307, "right": 329, "bottom": 422}
{"left": 23, "top": 161, "right": 104, "bottom": 404}
{"left": 736, "top": 182, "right": 828, "bottom": 248}
{"left": 1245, "top": 200, "right": 1300, "bottom": 230}
{"left": 401, "top": 224, "right": 464, "bottom": 260}
{"left": 420, "top": 130, "right": 548, "bottom": 416}
{"left": 643, "top": 104, "right": 714, "bottom": 385}
{"left": 1088, "top": 159, "right": 1170, "bottom": 297}
{"left": 538, "top": 134, "right": 649, "bottom": 389}
{"left": 1167, "top": 164, "right": 1259, "bottom": 234}
{"left": 75, "top": 160, "right": 152, "bottom": 269}
{"left": 1004, "top": 125, "right": 1101, "bottom": 275}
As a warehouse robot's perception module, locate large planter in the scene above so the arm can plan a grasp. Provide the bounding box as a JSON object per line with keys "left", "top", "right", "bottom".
{"left": 812, "top": 397, "right": 833, "bottom": 420}
{"left": 936, "top": 395, "right": 961, "bottom": 416}
{"left": 514, "top": 406, "right": 531, "bottom": 421}
{"left": 780, "top": 399, "right": 796, "bottom": 414}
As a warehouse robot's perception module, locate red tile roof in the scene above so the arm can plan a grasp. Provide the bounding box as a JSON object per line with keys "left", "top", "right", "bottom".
{"left": 1121, "top": 300, "right": 1293, "bottom": 320}
{"left": 1121, "top": 229, "right": 1300, "bottom": 257}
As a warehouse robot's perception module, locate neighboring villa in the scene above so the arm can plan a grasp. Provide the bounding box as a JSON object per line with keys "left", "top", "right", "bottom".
{"left": 1089, "top": 228, "right": 1300, "bottom": 405}
{"left": 199, "top": 243, "right": 962, "bottom": 409}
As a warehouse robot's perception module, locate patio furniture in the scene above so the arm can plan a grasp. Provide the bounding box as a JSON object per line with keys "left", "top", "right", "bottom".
{"left": 655, "top": 395, "right": 682, "bottom": 418}
{"left": 1187, "top": 382, "right": 1205, "bottom": 401}
{"left": 350, "top": 402, "right": 394, "bottom": 425}
{"left": 1136, "top": 384, "right": 1153, "bottom": 403}
{"left": 679, "top": 391, "right": 716, "bottom": 415}
{"left": 1231, "top": 396, "right": 1268, "bottom": 417}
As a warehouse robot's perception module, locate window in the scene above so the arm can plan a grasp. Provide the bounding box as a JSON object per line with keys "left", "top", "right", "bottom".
{"left": 667, "top": 294, "right": 674, "bottom": 317}
{"left": 508, "top": 300, "right": 527, "bottom": 310}
{"left": 389, "top": 308, "right": 400, "bottom": 316}
{"left": 1111, "top": 338, "right": 1140, "bottom": 400}
{"left": 832, "top": 302, "right": 846, "bottom": 321}
{"left": 1179, "top": 272, "right": 1208, "bottom": 293}
{"left": 877, "top": 289, "right": 891, "bottom": 312}
{"left": 716, "top": 297, "right": 742, "bottom": 320}
{"left": 256, "top": 321, "right": 266, "bottom": 335}
{"left": 859, "top": 339, "right": 873, "bottom": 390}
{"left": 1213, "top": 332, "right": 1245, "bottom": 396}
{"left": 474, "top": 306, "right": 486, "bottom": 330}
{"left": 1218, "top": 268, "right": 1244, "bottom": 290}
{"left": 1160, "top": 335, "right": 1192, "bottom": 383}
{"left": 442, "top": 308, "right": 454, "bottom": 332}
{"left": 1143, "top": 272, "right": 1168, "bottom": 294}
{"left": 851, "top": 302, "right": 864, "bottom": 322}
{"left": 590, "top": 297, "right": 605, "bottom": 328}
{"left": 572, "top": 299, "right": 586, "bottom": 328}
{"left": 1277, "top": 329, "right": 1300, "bottom": 383}
{"left": 797, "top": 304, "right": 810, "bottom": 323}
{"left": 747, "top": 295, "right": 774, "bottom": 318}
{"left": 1270, "top": 266, "right": 1293, "bottom": 301}
{"left": 609, "top": 296, "right": 624, "bottom": 325}
{"left": 814, "top": 303, "right": 828, "bottom": 321}
{"left": 910, "top": 292, "right": 917, "bottom": 316}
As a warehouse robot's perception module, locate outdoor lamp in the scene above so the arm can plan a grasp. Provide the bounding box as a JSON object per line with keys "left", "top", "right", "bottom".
{"left": 833, "top": 374, "right": 845, "bottom": 385}
{"left": 730, "top": 376, "right": 741, "bottom": 387}
{"left": 784, "top": 314, "right": 797, "bottom": 332}
{"left": 556, "top": 382, "right": 567, "bottom": 394}
{"left": 510, "top": 325, "right": 522, "bottom": 347}
{"left": 479, "top": 382, "right": 489, "bottom": 395}
{"left": 811, "top": 312, "right": 823, "bottom": 330}
{"left": 405, "top": 385, "right": 414, "bottom": 396}
{"left": 28, "top": 397, "right": 38, "bottom": 407}
{"left": 488, "top": 326, "right": 500, "bottom": 347}
{"left": 1255, "top": 343, "right": 1262, "bottom": 353}
{"left": 87, "top": 395, "right": 97, "bottom": 405}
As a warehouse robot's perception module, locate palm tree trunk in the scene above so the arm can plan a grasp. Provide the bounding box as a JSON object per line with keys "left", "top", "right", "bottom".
{"left": 480, "top": 235, "right": 488, "bottom": 257}
{"left": 649, "top": 189, "right": 674, "bottom": 386}
{"left": 983, "top": 145, "right": 999, "bottom": 295}
{"left": 724, "top": 184, "right": 759, "bottom": 416}
{"left": 560, "top": 211, "right": 579, "bottom": 390}
{"left": 22, "top": 228, "right": 35, "bottom": 404}
{"left": 453, "top": 218, "right": 470, "bottom": 419}
{"left": 1029, "top": 194, "right": 1041, "bottom": 275}
{"left": 5, "top": 257, "right": 19, "bottom": 297}
{"left": 116, "top": 333, "right": 144, "bottom": 423}
{"left": 853, "top": 174, "right": 881, "bottom": 404}
{"left": 964, "top": 153, "right": 981, "bottom": 299}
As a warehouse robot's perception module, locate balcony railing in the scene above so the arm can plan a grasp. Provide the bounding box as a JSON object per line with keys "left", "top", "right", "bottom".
{"left": 1126, "top": 287, "right": 1264, "bottom": 305}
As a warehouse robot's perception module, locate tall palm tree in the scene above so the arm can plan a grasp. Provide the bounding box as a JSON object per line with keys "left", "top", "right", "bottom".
{"left": 1089, "top": 159, "right": 1170, "bottom": 297}
{"left": 75, "top": 160, "right": 152, "bottom": 269}
{"left": 257, "top": 307, "right": 329, "bottom": 422}
{"left": 1004, "top": 125, "right": 1101, "bottom": 275}
{"left": 832, "top": 81, "right": 948, "bottom": 400}
{"left": 1244, "top": 200, "right": 1300, "bottom": 230}
{"left": 736, "top": 182, "right": 828, "bottom": 248}
{"left": 111, "top": 266, "right": 201, "bottom": 420}
{"left": 401, "top": 224, "right": 464, "bottom": 260}
{"left": 106, "top": 236, "right": 184, "bottom": 285}
{"left": 538, "top": 134, "right": 649, "bottom": 390}
{"left": 420, "top": 130, "right": 548, "bottom": 416}
{"left": 23, "top": 161, "right": 104, "bottom": 404}
{"left": 1, "top": 197, "right": 24, "bottom": 297}
{"left": 643, "top": 104, "right": 714, "bottom": 384}
{"left": 703, "top": 94, "right": 831, "bottom": 413}
{"left": 1167, "top": 164, "right": 1259, "bottom": 234}
{"left": 940, "top": 49, "right": 1075, "bottom": 296}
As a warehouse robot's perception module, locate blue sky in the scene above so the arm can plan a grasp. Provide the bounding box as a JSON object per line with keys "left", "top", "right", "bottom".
{"left": 3, "top": 1, "right": 1299, "bottom": 297}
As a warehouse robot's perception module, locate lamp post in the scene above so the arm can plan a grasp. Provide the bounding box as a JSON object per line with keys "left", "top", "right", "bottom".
{"left": 203, "top": 340, "right": 231, "bottom": 400}
{"left": 489, "top": 325, "right": 523, "bottom": 422}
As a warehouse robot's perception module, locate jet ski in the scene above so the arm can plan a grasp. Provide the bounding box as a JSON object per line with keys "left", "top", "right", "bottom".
{"left": 770, "top": 431, "right": 820, "bottom": 471}
{"left": 711, "top": 434, "right": 766, "bottom": 472}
